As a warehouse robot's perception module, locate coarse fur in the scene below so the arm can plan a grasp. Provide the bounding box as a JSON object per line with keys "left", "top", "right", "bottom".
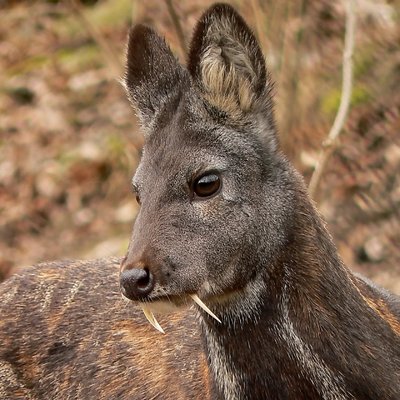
{"left": 1, "top": 3, "right": 399, "bottom": 399}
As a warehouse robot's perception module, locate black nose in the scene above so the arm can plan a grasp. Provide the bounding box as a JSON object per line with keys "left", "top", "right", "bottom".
{"left": 120, "top": 268, "right": 155, "bottom": 300}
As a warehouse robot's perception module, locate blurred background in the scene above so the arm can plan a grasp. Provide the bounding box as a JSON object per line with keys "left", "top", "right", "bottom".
{"left": 0, "top": 0, "right": 399, "bottom": 292}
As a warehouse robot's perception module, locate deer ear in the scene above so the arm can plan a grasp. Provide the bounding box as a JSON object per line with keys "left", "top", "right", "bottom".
{"left": 124, "top": 25, "right": 188, "bottom": 130}
{"left": 188, "top": 4, "right": 272, "bottom": 122}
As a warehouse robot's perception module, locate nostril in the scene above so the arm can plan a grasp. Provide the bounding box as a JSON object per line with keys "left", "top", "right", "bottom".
{"left": 137, "top": 268, "right": 151, "bottom": 289}
{"left": 120, "top": 267, "right": 155, "bottom": 301}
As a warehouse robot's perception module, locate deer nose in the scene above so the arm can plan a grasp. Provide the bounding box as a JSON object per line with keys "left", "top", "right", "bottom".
{"left": 120, "top": 267, "right": 155, "bottom": 300}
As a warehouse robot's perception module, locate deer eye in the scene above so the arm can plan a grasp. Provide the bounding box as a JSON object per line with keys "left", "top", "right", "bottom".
{"left": 132, "top": 184, "right": 141, "bottom": 205}
{"left": 193, "top": 173, "right": 221, "bottom": 199}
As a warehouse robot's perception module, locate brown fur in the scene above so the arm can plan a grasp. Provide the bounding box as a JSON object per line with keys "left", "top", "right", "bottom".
{"left": 0, "top": 259, "right": 209, "bottom": 399}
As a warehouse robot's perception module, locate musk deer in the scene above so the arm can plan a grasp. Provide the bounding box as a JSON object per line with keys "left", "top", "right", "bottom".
{"left": 1, "top": 3, "right": 399, "bottom": 400}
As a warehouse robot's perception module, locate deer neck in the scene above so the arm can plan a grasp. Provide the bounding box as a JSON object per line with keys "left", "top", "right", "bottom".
{"left": 200, "top": 196, "right": 357, "bottom": 400}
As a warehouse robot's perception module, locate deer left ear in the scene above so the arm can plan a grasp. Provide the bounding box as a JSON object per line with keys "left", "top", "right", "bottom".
{"left": 124, "top": 24, "right": 189, "bottom": 132}
{"left": 188, "top": 3, "right": 272, "bottom": 121}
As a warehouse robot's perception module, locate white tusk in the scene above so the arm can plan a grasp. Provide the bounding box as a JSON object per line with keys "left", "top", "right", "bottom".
{"left": 141, "top": 306, "right": 165, "bottom": 334}
{"left": 121, "top": 293, "right": 130, "bottom": 303}
{"left": 190, "top": 294, "right": 221, "bottom": 323}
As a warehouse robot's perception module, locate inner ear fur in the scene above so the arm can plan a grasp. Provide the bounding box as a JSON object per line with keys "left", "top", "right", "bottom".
{"left": 188, "top": 3, "right": 270, "bottom": 120}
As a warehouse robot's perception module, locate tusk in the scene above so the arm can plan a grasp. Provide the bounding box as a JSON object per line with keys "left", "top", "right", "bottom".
{"left": 190, "top": 294, "right": 221, "bottom": 323}
{"left": 121, "top": 293, "right": 130, "bottom": 303}
{"left": 141, "top": 306, "right": 165, "bottom": 334}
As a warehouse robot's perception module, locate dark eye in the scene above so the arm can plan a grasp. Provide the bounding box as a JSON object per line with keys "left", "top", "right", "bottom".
{"left": 193, "top": 173, "right": 221, "bottom": 199}
{"left": 132, "top": 184, "right": 141, "bottom": 205}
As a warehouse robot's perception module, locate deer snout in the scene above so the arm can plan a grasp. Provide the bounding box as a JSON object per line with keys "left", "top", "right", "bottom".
{"left": 120, "top": 266, "right": 155, "bottom": 301}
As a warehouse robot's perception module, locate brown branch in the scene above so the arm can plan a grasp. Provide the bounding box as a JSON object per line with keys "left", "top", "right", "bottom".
{"left": 165, "top": 0, "right": 187, "bottom": 55}
{"left": 250, "top": 0, "right": 267, "bottom": 52}
{"left": 67, "top": 0, "right": 123, "bottom": 77}
{"left": 308, "top": 0, "right": 356, "bottom": 199}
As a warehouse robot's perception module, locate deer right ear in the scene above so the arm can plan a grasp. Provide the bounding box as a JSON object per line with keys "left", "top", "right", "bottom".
{"left": 124, "top": 25, "right": 188, "bottom": 131}
{"left": 187, "top": 4, "right": 273, "bottom": 126}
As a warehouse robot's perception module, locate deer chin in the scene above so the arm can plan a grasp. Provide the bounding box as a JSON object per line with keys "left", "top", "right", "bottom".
{"left": 119, "top": 295, "right": 187, "bottom": 334}
{"left": 125, "top": 292, "right": 222, "bottom": 334}
{"left": 141, "top": 298, "right": 187, "bottom": 314}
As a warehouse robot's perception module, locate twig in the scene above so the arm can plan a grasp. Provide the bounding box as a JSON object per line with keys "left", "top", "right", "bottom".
{"left": 165, "top": 0, "right": 187, "bottom": 55}
{"left": 250, "top": 0, "right": 267, "bottom": 52}
{"left": 279, "top": 1, "right": 306, "bottom": 147}
{"left": 308, "top": 0, "right": 356, "bottom": 199}
{"left": 67, "top": 0, "right": 123, "bottom": 77}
